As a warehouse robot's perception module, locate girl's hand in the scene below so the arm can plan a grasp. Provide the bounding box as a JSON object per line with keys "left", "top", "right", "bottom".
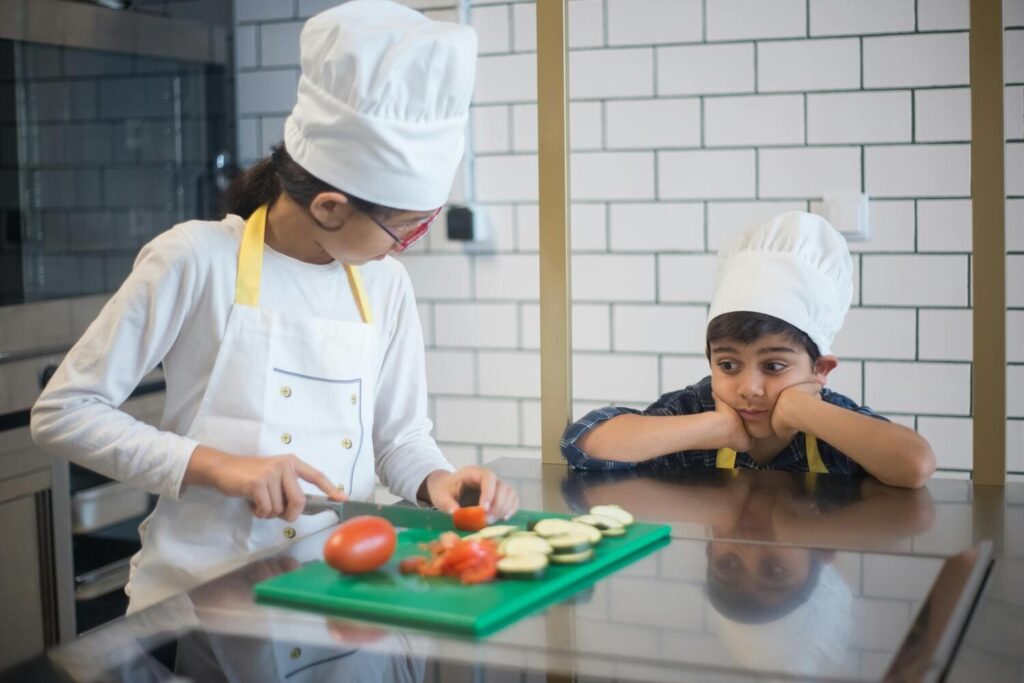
{"left": 712, "top": 391, "right": 753, "bottom": 453}
{"left": 185, "top": 446, "right": 346, "bottom": 522}
{"left": 422, "top": 466, "right": 520, "bottom": 522}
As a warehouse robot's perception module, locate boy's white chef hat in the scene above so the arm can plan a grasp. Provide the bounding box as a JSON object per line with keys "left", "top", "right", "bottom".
{"left": 284, "top": 0, "right": 477, "bottom": 211}
{"left": 711, "top": 564, "right": 853, "bottom": 676}
{"left": 707, "top": 211, "right": 853, "bottom": 356}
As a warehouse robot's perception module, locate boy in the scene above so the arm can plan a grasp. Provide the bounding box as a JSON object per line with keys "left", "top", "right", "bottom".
{"left": 561, "top": 211, "right": 935, "bottom": 489}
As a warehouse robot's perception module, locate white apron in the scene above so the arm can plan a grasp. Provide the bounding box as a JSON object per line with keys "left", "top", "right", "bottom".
{"left": 127, "top": 205, "right": 379, "bottom": 613}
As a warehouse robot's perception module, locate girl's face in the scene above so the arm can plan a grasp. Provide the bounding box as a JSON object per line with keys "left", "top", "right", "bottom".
{"left": 709, "top": 333, "right": 834, "bottom": 439}
{"left": 309, "top": 194, "right": 439, "bottom": 265}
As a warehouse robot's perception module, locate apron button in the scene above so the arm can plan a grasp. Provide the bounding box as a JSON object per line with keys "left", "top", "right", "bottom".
{"left": 341, "top": 438, "right": 353, "bottom": 449}
{"left": 350, "top": 393, "right": 357, "bottom": 405}
{"left": 280, "top": 386, "right": 292, "bottom": 398}
{"left": 283, "top": 527, "right": 296, "bottom": 539}
{"left": 281, "top": 433, "right": 292, "bottom": 445}
{"left": 289, "top": 647, "right": 301, "bottom": 660}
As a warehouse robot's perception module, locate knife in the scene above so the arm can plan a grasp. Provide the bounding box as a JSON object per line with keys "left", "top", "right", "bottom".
{"left": 302, "top": 495, "right": 456, "bottom": 531}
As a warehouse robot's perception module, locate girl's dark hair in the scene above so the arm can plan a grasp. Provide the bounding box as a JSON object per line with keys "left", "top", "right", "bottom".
{"left": 222, "top": 143, "right": 396, "bottom": 226}
{"left": 706, "top": 311, "right": 820, "bottom": 362}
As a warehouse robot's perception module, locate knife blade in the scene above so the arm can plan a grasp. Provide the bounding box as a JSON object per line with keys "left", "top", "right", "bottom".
{"left": 302, "top": 495, "right": 456, "bottom": 531}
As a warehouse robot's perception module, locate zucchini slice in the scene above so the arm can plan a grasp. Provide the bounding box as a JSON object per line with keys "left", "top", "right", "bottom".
{"left": 549, "top": 548, "right": 594, "bottom": 564}
{"left": 589, "top": 504, "right": 635, "bottom": 526}
{"left": 547, "top": 532, "right": 593, "bottom": 555}
{"left": 563, "top": 520, "right": 603, "bottom": 545}
{"left": 464, "top": 525, "right": 519, "bottom": 541}
{"left": 531, "top": 518, "right": 578, "bottom": 538}
{"left": 499, "top": 535, "right": 553, "bottom": 557}
{"left": 497, "top": 553, "right": 549, "bottom": 579}
{"left": 507, "top": 530, "right": 540, "bottom": 539}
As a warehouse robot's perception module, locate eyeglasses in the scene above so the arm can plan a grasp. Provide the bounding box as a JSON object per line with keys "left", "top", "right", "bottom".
{"left": 365, "top": 206, "right": 442, "bottom": 254}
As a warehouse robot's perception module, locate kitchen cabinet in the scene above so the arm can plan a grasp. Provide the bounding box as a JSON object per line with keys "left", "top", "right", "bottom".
{"left": 0, "top": 428, "right": 74, "bottom": 671}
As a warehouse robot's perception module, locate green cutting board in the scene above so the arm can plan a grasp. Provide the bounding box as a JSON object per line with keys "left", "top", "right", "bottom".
{"left": 254, "top": 510, "right": 670, "bottom": 637}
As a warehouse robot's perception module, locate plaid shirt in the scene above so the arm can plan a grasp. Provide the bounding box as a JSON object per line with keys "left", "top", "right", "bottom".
{"left": 561, "top": 376, "right": 887, "bottom": 474}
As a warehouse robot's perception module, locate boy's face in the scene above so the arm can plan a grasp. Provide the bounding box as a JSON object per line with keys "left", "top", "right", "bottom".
{"left": 709, "top": 332, "right": 836, "bottom": 439}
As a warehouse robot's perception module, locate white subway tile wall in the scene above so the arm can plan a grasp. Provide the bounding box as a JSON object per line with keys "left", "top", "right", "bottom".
{"left": 231, "top": 0, "right": 1024, "bottom": 473}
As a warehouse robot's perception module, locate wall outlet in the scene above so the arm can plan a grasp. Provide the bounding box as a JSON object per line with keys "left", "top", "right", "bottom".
{"left": 446, "top": 204, "right": 490, "bottom": 242}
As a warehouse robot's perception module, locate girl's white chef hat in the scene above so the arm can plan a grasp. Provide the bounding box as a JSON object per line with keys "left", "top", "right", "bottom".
{"left": 707, "top": 211, "right": 854, "bottom": 356}
{"left": 284, "top": 0, "right": 477, "bottom": 211}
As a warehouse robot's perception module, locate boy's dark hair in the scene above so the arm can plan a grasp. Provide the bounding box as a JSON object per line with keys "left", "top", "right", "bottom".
{"left": 706, "top": 311, "right": 821, "bottom": 363}
{"left": 706, "top": 545, "right": 828, "bottom": 624}
{"left": 222, "top": 143, "right": 398, "bottom": 225}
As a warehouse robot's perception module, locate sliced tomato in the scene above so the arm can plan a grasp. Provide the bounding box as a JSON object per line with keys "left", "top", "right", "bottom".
{"left": 452, "top": 506, "right": 489, "bottom": 532}
{"left": 399, "top": 556, "right": 426, "bottom": 574}
{"left": 459, "top": 556, "right": 498, "bottom": 584}
{"left": 443, "top": 539, "right": 497, "bottom": 572}
{"left": 418, "top": 554, "right": 448, "bottom": 577}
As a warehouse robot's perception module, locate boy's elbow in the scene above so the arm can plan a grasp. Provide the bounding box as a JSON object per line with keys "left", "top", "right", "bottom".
{"left": 887, "top": 444, "right": 936, "bottom": 489}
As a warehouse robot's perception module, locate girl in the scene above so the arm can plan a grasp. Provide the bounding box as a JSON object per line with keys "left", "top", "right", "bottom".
{"left": 32, "top": 1, "right": 518, "bottom": 612}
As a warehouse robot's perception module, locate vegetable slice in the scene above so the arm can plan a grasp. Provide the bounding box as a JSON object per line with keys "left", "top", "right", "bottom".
{"left": 550, "top": 548, "right": 594, "bottom": 564}
{"left": 531, "top": 518, "right": 578, "bottom": 538}
{"left": 464, "top": 525, "right": 518, "bottom": 541}
{"left": 499, "top": 535, "right": 553, "bottom": 557}
{"left": 589, "top": 504, "right": 635, "bottom": 526}
{"left": 497, "top": 554, "right": 549, "bottom": 579}
{"left": 547, "top": 532, "right": 592, "bottom": 555}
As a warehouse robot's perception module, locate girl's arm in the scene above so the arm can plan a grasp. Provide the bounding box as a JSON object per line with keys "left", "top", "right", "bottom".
{"left": 31, "top": 227, "right": 205, "bottom": 499}
{"left": 772, "top": 388, "right": 936, "bottom": 488}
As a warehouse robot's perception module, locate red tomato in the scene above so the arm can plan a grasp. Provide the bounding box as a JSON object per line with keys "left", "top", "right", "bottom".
{"left": 443, "top": 539, "right": 497, "bottom": 573}
{"left": 323, "top": 516, "right": 396, "bottom": 574}
{"left": 399, "top": 556, "right": 426, "bottom": 575}
{"left": 459, "top": 557, "right": 498, "bottom": 585}
{"left": 452, "top": 506, "right": 488, "bottom": 532}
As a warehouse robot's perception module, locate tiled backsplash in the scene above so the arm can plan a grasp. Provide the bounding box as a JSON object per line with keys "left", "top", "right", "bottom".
{"left": 1, "top": 40, "right": 229, "bottom": 304}
{"left": 233, "top": 0, "right": 1024, "bottom": 474}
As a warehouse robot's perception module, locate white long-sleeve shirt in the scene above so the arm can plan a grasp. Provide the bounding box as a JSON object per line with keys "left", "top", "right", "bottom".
{"left": 31, "top": 215, "right": 453, "bottom": 504}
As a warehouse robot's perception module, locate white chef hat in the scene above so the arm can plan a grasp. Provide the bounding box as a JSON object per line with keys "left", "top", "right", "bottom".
{"left": 707, "top": 211, "right": 853, "bottom": 356}
{"left": 284, "top": 0, "right": 477, "bottom": 211}
{"left": 710, "top": 563, "right": 854, "bottom": 677}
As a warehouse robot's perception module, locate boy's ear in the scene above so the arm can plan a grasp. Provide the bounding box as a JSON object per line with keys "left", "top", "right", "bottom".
{"left": 813, "top": 355, "right": 839, "bottom": 385}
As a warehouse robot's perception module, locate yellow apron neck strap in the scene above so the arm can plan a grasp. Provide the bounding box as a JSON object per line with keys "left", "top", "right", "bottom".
{"left": 235, "top": 205, "right": 373, "bottom": 324}
{"left": 235, "top": 205, "right": 267, "bottom": 306}
{"left": 715, "top": 433, "right": 829, "bottom": 473}
{"left": 716, "top": 448, "right": 737, "bottom": 469}
{"left": 344, "top": 264, "right": 374, "bottom": 325}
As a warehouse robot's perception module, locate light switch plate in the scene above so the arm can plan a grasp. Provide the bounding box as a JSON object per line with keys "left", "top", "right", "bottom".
{"left": 812, "top": 191, "right": 871, "bottom": 242}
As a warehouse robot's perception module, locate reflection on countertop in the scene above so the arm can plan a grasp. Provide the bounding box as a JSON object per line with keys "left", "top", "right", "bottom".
{"left": 10, "top": 458, "right": 1019, "bottom": 682}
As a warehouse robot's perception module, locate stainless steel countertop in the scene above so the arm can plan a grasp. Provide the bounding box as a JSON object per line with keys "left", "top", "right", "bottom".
{"left": 22, "top": 459, "right": 1024, "bottom": 682}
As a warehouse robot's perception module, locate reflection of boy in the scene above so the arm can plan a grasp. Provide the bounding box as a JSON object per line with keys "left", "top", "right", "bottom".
{"left": 707, "top": 544, "right": 853, "bottom": 677}
{"left": 561, "top": 212, "right": 935, "bottom": 488}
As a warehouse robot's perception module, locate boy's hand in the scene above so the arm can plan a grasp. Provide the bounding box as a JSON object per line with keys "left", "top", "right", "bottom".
{"left": 421, "top": 466, "right": 520, "bottom": 522}
{"left": 712, "top": 392, "right": 753, "bottom": 452}
{"left": 771, "top": 381, "right": 823, "bottom": 441}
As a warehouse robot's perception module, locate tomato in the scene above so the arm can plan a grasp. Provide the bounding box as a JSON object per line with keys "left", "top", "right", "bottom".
{"left": 443, "top": 539, "right": 497, "bottom": 573}
{"left": 323, "top": 515, "right": 396, "bottom": 574}
{"left": 452, "top": 506, "right": 488, "bottom": 532}
{"left": 398, "top": 556, "right": 426, "bottom": 574}
{"left": 459, "top": 557, "right": 498, "bottom": 585}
